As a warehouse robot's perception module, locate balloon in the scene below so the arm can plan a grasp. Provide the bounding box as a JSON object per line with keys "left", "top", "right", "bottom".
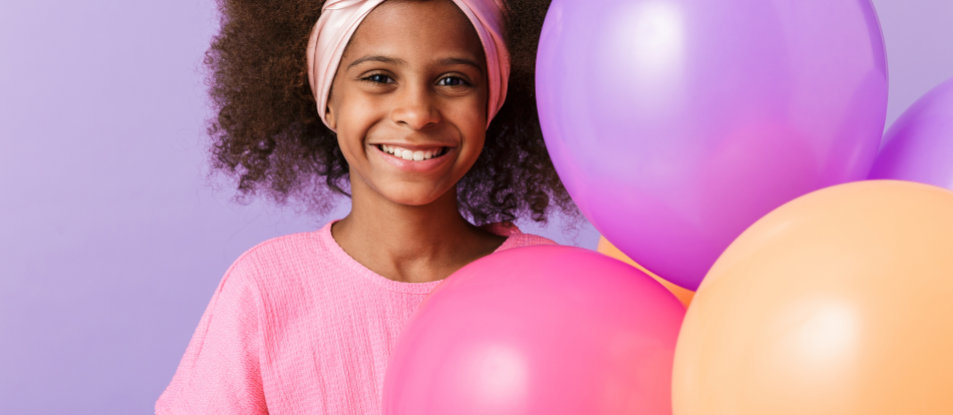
{"left": 869, "top": 77, "right": 953, "bottom": 188}
{"left": 672, "top": 180, "right": 953, "bottom": 415}
{"left": 383, "top": 246, "right": 685, "bottom": 415}
{"left": 536, "top": 0, "right": 888, "bottom": 290}
{"left": 596, "top": 236, "right": 694, "bottom": 307}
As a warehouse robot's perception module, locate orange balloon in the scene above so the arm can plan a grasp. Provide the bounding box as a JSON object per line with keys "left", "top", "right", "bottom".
{"left": 597, "top": 237, "right": 695, "bottom": 307}
{"left": 673, "top": 180, "right": 953, "bottom": 415}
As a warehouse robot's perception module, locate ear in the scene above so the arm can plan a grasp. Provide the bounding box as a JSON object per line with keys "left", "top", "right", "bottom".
{"left": 325, "top": 104, "right": 337, "bottom": 130}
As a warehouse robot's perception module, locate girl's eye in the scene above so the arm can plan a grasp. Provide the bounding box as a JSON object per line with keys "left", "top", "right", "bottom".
{"left": 437, "top": 76, "right": 470, "bottom": 87}
{"left": 362, "top": 73, "right": 393, "bottom": 84}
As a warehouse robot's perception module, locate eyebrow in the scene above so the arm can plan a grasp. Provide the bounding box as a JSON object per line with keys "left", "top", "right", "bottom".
{"left": 438, "top": 57, "right": 484, "bottom": 73}
{"left": 347, "top": 55, "right": 406, "bottom": 69}
{"left": 346, "top": 55, "right": 484, "bottom": 73}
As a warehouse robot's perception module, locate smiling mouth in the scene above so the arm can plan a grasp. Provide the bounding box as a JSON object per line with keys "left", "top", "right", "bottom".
{"left": 377, "top": 144, "right": 450, "bottom": 161}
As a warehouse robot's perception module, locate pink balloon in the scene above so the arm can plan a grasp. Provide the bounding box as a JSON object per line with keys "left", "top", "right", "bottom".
{"left": 382, "top": 246, "right": 684, "bottom": 415}
{"left": 536, "top": 0, "right": 888, "bottom": 290}
{"left": 869, "top": 77, "right": 953, "bottom": 188}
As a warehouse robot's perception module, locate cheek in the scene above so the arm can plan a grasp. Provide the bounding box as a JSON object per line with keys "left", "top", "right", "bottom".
{"left": 331, "top": 101, "right": 370, "bottom": 141}
{"left": 464, "top": 130, "right": 488, "bottom": 165}
{"left": 340, "top": 95, "right": 388, "bottom": 131}
{"left": 448, "top": 96, "right": 489, "bottom": 131}
{"left": 334, "top": 124, "right": 369, "bottom": 166}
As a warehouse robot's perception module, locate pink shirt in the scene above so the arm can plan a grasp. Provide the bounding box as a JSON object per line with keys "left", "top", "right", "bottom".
{"left": 156, "top": 221, "right": 555, "bottom": 414}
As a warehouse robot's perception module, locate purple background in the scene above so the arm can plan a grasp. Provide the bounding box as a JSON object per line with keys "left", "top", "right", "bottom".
{"left": 1, "top": 1, "right": 951, "bottom": 413}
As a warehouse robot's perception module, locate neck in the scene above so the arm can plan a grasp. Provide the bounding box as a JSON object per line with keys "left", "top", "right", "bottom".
{"left": 332, "top": 180, "right": 504, "bottom": 283}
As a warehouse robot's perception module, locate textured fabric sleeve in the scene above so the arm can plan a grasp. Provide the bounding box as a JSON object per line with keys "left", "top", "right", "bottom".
{"left": 156, "top": 254, "right": 268, "bottom": 415}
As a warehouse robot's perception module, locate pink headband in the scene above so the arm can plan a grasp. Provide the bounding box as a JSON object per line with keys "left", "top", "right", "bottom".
{"left": 306, "top": 0, "right": 510, "bottom": 131}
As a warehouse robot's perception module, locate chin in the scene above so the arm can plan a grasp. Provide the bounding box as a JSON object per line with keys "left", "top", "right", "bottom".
{"left": 389, "top": 194, "right": 445, "bottom": 208}
{"left": 379, "top": 186, "right": 449, "bottom": 208}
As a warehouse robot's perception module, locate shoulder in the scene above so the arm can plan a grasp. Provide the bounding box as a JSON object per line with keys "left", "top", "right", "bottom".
{"left": 482, "top": 221, "right": 559, "bottom": 250}
{"left": 232, "top": 231, "right": 321, "bottom": 268}
{"left": 221, "top": 226, "right": 336, "bottom": 288}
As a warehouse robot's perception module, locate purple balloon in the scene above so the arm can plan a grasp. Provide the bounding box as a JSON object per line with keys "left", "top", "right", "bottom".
{"left": 868, "top": 77, "right": 953, "bottom": 188}
{"left": 536, "top": 0, "right": 888, "bottom": 290}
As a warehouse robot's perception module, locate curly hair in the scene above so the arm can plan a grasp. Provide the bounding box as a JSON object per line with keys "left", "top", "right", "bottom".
{"left": 204, "top": 0, "right": 577, "bottom": 224}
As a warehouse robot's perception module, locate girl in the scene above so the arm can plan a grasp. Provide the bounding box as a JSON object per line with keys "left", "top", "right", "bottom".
{"left": 157, "top": 0, "right": 574, "bottom": 413}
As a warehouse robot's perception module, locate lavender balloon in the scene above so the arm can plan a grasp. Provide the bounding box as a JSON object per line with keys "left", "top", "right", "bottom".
{"left": 869, "top": 77, "right": 953, "bottom": 188}
{"left": 536, "top": 0, "right": 888, "bottom": 290}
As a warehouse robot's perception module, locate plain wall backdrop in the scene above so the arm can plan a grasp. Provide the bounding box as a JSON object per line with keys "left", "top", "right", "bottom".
{"left": 1, "top": 1, "right": 951, "bottom": 413}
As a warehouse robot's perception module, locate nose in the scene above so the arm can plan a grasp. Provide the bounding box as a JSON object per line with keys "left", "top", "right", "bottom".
{"left": 390, "top": 84, "right": 441, "bottom": 130}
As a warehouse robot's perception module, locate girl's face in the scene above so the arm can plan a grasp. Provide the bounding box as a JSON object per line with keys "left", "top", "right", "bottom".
{"left": 326, "top": 0, "right": 489, "bottom": 209}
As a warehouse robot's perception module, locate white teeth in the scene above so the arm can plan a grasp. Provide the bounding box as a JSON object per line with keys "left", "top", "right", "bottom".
{"left": 379, "top": 144, "right": 442, "bottom": 161}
